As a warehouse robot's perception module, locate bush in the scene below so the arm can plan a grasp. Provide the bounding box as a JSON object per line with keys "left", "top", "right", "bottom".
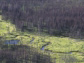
{"left": 0, "top": 45, "right": 54, "bottom": 63}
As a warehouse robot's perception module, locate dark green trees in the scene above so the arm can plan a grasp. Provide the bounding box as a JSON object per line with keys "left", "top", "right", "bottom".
{"left": 1, "top": 0, "right": 84, "bottom": 38}
{"left": 0, "top": 45, "right": 54, "bottom": 63}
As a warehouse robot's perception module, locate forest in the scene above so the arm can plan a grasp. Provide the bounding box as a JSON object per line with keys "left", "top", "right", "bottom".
{"left": 1, "top": 0, "right": 84, "bottom": 38}
{"left": 0, "top": 0, "right": 84, "bottom": 63}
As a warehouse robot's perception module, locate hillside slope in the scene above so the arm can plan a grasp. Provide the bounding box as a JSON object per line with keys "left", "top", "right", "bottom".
{"left": 0, "top": 16, "right": 54, "bottom": 63}
{"left": 0, "top": 15, "right": 84, "bottom": 63}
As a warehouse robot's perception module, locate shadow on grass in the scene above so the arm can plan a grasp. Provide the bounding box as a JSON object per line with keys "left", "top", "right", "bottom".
{"left": 0, "top": 45, "right": 55, "bottom": 63}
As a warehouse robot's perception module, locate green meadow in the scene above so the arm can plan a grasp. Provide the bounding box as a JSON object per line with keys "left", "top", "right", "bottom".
{"left": 0, "top": 16, "right": 84, "bottom": 63}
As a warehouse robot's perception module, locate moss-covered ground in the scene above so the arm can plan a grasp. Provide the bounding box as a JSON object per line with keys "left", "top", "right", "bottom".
{"left": 0, "top": 15, "right": 84, "bottom": 63}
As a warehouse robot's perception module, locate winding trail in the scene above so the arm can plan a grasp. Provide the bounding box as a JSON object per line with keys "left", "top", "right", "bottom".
{"left": 5, "top": 40, "right": 20, "bottom": 45}
{"left": 30, "top": 37, "right": 35, "bottom": 44}
{"left": 41, "top": 42, "right": 51, "bottom": 50}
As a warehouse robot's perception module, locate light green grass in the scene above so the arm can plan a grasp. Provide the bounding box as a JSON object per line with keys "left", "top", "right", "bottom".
{"left": 0, "top": 15, "right": 84, "bottom": 63}
{"left": 9, "top": 32, "right": 84, "bottom": 63}
{"left": 0, "top": 20, "right": 16, "bottom": 36}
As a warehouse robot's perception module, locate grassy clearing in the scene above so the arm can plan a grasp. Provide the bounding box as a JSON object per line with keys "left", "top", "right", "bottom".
{"left": 0, "top": 17, "right": 84, "bottom": 63}
{"left": 0, "top": 20, "right": 16, "bottom": 36}
{"left": 2, "top": 32, "right": 84, "bottom": 63}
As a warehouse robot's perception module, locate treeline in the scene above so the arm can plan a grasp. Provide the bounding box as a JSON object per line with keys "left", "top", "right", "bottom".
{"left": 1, "top": 0, "right": 84, "bottom": 38}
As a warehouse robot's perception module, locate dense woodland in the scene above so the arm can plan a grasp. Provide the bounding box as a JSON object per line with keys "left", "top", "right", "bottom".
{"left": 0, "top": 0, "right": 84, "bottom": 38}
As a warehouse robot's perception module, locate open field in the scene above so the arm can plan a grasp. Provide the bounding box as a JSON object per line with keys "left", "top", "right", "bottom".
{"left": 0, "top": 18, "right": 84, "bottom": 63}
